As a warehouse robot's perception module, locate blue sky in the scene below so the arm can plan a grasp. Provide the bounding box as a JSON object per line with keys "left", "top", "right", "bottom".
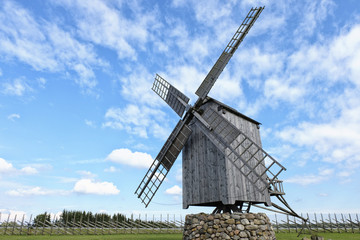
{"left": 1, "top": 0, "right": 360, "bottom": 217}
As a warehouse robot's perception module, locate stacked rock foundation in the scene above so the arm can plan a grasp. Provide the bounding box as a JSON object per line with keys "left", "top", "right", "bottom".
{"left": 183, "top": 212, "right": 276, "bottom": 240}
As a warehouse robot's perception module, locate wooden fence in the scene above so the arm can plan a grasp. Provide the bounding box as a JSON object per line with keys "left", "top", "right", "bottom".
{"left": 272, "top": 213, "right": 360, "bottom": 234}
{"left": 0, "top": 212, "right": 184, "bottom": 235}
{"left": 1, "top": 212, "right": 359, "bottom": 235}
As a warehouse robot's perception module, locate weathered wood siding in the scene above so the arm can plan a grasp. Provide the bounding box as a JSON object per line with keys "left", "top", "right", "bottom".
{"left": 183, "top": 124, "right": 228, "bottom": 209}
{"left": 182, "top": 99, "right": 271, "bottom": 209}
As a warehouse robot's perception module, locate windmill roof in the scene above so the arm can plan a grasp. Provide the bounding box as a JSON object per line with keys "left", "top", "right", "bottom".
{"left": 205, "top": 97, "right": 261, "bottom": 126}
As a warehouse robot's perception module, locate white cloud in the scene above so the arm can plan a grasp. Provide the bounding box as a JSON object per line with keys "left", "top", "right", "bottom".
{"left": 20, "top": 166, "right": 38, "bottom": 175}
{"left": 6, "top": 186, "right": 68, "bottom": 196}
{"left": 106, "top": 148, "right": 153, "bottom": 168}
{"left": 165, "top": 185, "right": 182, "bottom": 195}
{"left": 285, "top": 168, "right": 334, "bottom": 186}
{"left": 7, "top": 113, "right": 20, "bottom": 121}
{"left": 73, "top": 178, "right": 120, "bottom": 195}
{"left": 104, "top": 166, "right": 118, "bottom": 172}
{"left": 293, "top": 0, "right": 335, "bottom": 43}
{"left": 77, "top": 170, "right": 97, "bottom": 179}
{"left": 0, "top": 158, "right": 38, "bottom": 175}
{"left": 54, "top": 0, "right": 157, "bottom": 60}
{"left": 264, "top": 77, "right": 304, "bottom": 103}
{"left": 0, "top": 157, "right": 15, "bottom": 173}
{"left": 103, "top": 104, "right": 168, "bottom": 139}
{"left": 2, "top": 78, "right": 30, "bottom": 96}
{"left": 278, "top": 105, "right": 360, "bottom": 166}
{"left": 285, "top": 175, "right": 327, "bottom": 186}
{"left": 0, "top": 1, "right": 105, "bottom": 91}
{"left": 85, "top": 119, "right": 96, "bottom": 128}
{"left": 37, "top": 77, "right": 46, "bottom": 88}
{"left": 175, "top": 168, "right": 182, "bottom": 182}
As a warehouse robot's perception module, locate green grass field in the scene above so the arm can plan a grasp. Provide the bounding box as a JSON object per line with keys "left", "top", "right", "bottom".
{"left": 0, "top": 233, "right": 359, "bottom": 240}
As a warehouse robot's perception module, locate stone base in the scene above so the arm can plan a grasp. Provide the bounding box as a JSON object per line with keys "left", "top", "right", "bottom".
{"left": 183, "top": 212, "right": 276, "bottom": 240}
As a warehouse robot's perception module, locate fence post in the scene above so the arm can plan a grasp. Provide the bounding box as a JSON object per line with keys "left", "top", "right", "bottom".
{"left": 131, "top": 214, "right": 133, "bottom": 234}
{"left": 79, "top": 214, "right": 83, "bottom": 235}
{"left": 19, "top": 214, "right": 25, "bottom": 235}
{"left": 349, "top": 214, "right": 354, "bottom": 233}
{"left": 4, "top": 213, "right": 10, "bottom": 235}
{"left": 341, "top": 214, "right": 347, "bottom": 232}
{"left": 320, "top": 213, "right": 325, "bottom": 232}
{"left": 334, "top": 213, "right": 340, "bottom": 233}
{"left": 328, "top": 213, "right": 333, "bottom": 232}
{"left": 11, "top": 214, "right": 17, "bottom": 235}
{"left": 286, "top": 215, "right": 290, "bottom": 232}
{"left": 274, "top": 214, "right": 279, "bottom": 233}
{"left": 174, "top": 214, "right": 176, "bottom": 233}
{"left": 27, "top": 214, "right": 33, "bottom": 235}
{"left": 167, "top": 214, "right": 169, "bottom": 233}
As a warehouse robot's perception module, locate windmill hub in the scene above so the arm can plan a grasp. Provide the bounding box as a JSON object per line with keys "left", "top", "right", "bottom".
{"left": 134, "top": 6, "right": 305, "bottom": 223}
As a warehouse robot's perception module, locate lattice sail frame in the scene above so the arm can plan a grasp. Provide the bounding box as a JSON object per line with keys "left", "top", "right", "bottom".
{"left": 135, "top": 120, "right": 192, "bottom": 207}
{"left": 199, "top": 107, "right": 286, "bottom": 192}
{"left": 152, "top": 74, "right": 190, "bottom": 117}
{"left": 195, "top": 7, "right": 264, "bottom": 99}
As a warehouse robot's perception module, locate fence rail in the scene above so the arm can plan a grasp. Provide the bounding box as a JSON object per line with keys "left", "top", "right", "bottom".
{"left": 0, "top": 212, "right": 359, "bottom": 235}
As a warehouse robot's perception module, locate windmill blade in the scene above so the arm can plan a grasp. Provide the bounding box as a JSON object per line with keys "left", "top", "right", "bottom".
{"left": 152, "top": 74, "right": 190, "bottom": 117}
{"left": 195, "top": 7, "right": 264, "bottom": 100}
{"left": 198, "top": 107, "right": 286, "bottom": 192}
{"left": 135, "top": 120, "right": 192, "bottom": 207}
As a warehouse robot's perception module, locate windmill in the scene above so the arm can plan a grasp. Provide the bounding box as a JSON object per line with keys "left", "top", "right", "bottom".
{"left": 135, "top": 6, "right": 303, "bottom": 218}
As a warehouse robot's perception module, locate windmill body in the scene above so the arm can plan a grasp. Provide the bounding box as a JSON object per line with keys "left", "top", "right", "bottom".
{"left": 182, "top": 98, "right": 271, "bottom": 209}
{"left": 135, "top": 6, "right": 303, "bottom": 218}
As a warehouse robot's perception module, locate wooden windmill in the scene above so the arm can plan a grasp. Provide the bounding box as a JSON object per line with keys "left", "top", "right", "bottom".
{"left": 135, "top": 7, "right": 302, "bottom": 217}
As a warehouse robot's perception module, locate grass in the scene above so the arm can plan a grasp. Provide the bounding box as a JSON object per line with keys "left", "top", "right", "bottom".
{"left": 276, "top": 232, "right": 360, "bottom": 240}
{"left": 0, "top": 232, "right": 359, "bottom": 239}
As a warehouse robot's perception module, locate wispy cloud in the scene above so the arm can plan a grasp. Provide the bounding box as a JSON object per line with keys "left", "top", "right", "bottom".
{"left": 6, "top": 186, "right": 68, "bottom": 197}
{"left": 54, "top": 0, "right": 158, "bottom": 60}
{"left": 0, "top": 0, "right": 105, "bottom": 91}
{"left": 2, "top": 78, "right": 31, "bottom": 96}
{"left": 7, "top": 113, "right": 20, "bottom": 121}
{"left": 285, "top": 168, "right": 334, "bottom": 186}
{"left": 103, "top": 104, "right": 169, "bottom": 139}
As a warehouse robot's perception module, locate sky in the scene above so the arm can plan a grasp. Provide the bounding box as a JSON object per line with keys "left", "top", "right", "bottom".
{"left": 1, "top": 0, "right": 360, "bottom": 218}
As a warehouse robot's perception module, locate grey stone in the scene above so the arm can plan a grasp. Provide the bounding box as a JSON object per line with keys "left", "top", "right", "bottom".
{"left": 241, "top": 219, "right": 250, "bottom": 225}
{"left": 236, "top": 224, "right": 245, "bottom": 230}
